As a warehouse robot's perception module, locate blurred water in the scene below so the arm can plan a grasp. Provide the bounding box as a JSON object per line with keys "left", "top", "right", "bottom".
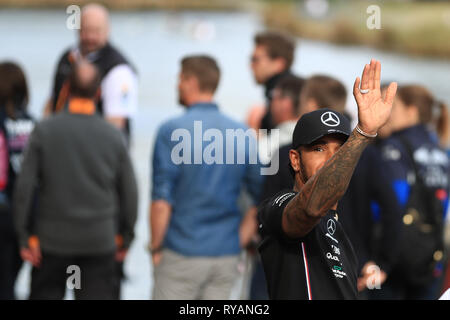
{"left": 1, "top": 8, "right": 450, "bottom": 300}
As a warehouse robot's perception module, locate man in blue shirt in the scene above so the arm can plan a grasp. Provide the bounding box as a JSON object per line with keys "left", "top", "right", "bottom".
{"left": 150, "top": 55, "right": 263, "bottom": 299}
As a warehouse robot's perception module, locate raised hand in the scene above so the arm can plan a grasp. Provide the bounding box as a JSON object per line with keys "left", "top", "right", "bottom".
{"left": 353, "top": 59, "right": 397, "bottom": 136}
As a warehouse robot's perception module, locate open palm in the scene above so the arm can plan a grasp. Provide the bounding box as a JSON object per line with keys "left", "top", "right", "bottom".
{"left": 353, "top": 59, "right": 397, "bottom": 136}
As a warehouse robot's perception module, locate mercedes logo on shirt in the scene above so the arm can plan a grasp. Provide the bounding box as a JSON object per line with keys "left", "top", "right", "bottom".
{"left": 327, "top": 219, "right": 336, "bottom": 235}
{"left": 321, "top": 111, "right": 340, "bottom": 127}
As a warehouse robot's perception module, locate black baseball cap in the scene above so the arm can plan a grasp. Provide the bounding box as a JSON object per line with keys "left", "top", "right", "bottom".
{"left": 292, "top": 108, "right": 352, "bottom": 149}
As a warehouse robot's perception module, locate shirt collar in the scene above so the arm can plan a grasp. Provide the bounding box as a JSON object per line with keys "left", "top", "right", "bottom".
{"left": 67, "top": 98, "right": 96, "bottom": 115}
{"left": 187, "top": 102, "right": 218, "bottom": 112}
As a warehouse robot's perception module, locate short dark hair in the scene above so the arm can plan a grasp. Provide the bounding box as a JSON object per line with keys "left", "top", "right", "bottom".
{"left": 254, "top": 31, "right": 295, "bottom": 70}
{"left": 274, "top": 75, "right": 305, "bottom": 116}
{"left": 69, "top": 62, "right": 101, "bottom": 99}
{"left": 181, "top": 55, "right": 220, "bottom": 94}
{"left": 301, "top": 75, "right": 347, "bottom": 113}
{"left": 0, "top": 61, "right": 29, "bottom": 114}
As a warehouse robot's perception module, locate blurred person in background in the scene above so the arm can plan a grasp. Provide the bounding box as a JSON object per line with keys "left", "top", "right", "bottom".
{"left": 258, "top": 75, "right": 305, "bottom": 165}
{"left": 46, "top": 3, "right": 138, "bottom": 146}
{"left": 46, "top": 2, "right": 138, "bottom": 298}
{"left": 248, "top": 31, "right": 300, "bottom": 132}
{"left": 355, "top": 85, "right": 450, "bottom": 299}
{"left": 246, "top": 30, "right": 300, "bottom": 299}
{"left": 338, "top": 84, "right": 397, "bottom": 299}
{"left": 150, "top": 55, "right": 263, "bottom": 300}
{"left": 0, "top": 62, "right": 35, "bottom": 299}
{"left": 298, "top": 75, "right": 348, "bottom": 118}
{"left": 250, "top": 74, "right": 304, "bottom": 300}
{"left": 13, "top": 61, "right": 138, "bottom": 300}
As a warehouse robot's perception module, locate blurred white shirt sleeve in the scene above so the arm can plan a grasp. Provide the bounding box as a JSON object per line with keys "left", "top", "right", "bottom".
{"left": 101, "top": 64, "right": 138, "bottom": 117}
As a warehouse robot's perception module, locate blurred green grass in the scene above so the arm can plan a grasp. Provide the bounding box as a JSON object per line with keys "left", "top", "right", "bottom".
{"left": 262, "top": 0, "right": 450, "bottom": 59}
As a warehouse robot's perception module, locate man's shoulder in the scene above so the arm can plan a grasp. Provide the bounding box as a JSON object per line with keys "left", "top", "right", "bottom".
{"left": 258, "top": 189, "right": 297, "bottom": 222}
{"left": 257, "top": 189, "right": 299, "bottom": 246}
{"left": 42, "top": 113, "right": 121, "bottom": 136}
{"left": 36, "top": 113, "right": 65, "bottom": 128}
{"left": 89, "top": 115, "right": 127, "bottom": 138}
{"left": 214, "top": 111, "right": 248, "bottom": 130}
{"left": 156, "top": 114, "right": 188, "bottom": 136}
{"left": 103, "top": 64, "right": 137, "bottom": 80}
{"left": 103, "top": 43, "right": 128, "bottom": 60}
{"left": 157, "top": 111, "right": 249, "bottom": 132}
{"left": 266, "top": 190, "right": 297, "bottom": 208}
{"left": 206, "top": 109, "right": 252, "bottom": 131}
{"left": 189, "top": 104, "right": 249, "bottom": 130}
{"left": 75, "top": 115, "right": 128, "bottom": 149}
{"left": 26, "top": 114, "right": 63, "bottom": 140}
{"left": 101, "top": 43, "right": 136, "bottom": 74}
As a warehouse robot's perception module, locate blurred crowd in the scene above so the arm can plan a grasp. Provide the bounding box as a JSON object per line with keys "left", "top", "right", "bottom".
{"left": 0, "top": 3, "right": 449, "bottom": 300}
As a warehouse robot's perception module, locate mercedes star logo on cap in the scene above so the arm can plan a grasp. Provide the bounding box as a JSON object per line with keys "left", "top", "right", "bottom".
{"left": 321, "top": 111, "right": 340, "bottom": 127}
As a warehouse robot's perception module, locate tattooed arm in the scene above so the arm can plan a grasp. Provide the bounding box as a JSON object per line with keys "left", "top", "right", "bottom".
{"left": 282, "top": 59, "right": 398, "bottom": 238}
{"left": 283, "top": 131, "right": 371, "bottom": 238}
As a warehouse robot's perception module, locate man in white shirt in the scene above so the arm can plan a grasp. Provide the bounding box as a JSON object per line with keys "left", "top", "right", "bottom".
{"left": 47, "top": 3, "right": 138, "bottom": 143}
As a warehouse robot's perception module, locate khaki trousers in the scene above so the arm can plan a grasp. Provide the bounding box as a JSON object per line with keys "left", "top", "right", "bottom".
{"left": 152, "top": 249, "right": 239, "bottom": 300}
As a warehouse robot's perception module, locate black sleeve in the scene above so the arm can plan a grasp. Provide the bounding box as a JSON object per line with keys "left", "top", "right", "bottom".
{"left": 258, "top": 190, "right": 298, "bottom": 239}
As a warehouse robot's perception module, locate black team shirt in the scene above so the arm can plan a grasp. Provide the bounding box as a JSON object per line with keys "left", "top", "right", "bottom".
{"left": 258, "top": 190, "right": 358, "bottom": 300}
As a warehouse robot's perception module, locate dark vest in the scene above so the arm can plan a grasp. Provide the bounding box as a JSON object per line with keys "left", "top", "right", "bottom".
{"left": 51, "top": 43, "right": 135, "bottom": 141}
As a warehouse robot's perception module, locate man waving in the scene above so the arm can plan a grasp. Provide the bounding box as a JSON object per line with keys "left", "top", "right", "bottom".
{"left": 258, "top": 59, "right": 397, "bottom": 299}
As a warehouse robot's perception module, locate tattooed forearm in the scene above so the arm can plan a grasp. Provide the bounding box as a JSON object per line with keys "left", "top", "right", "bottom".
{"left": 283, "top": 130, "right": 371, "bottom": 238}
{"left": 305, "top": 131, "right": 370, "bottom": 214}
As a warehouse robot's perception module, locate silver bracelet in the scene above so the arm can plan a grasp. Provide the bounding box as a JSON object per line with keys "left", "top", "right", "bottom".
{"left": 355, "top": 125, "right": 377, "bottom": 138}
